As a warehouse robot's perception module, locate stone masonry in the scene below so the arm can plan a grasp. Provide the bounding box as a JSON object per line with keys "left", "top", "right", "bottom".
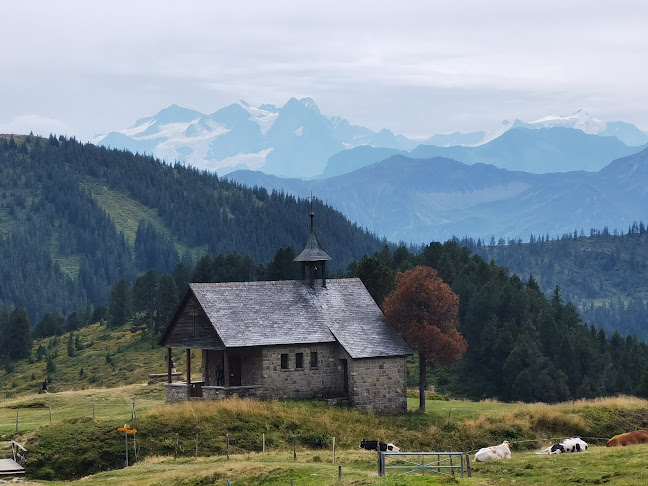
{"left": 347, "top": 356, "right": 408, "bottom": 413}
{"left": 258, "top": 342, "right": 345, "bottom": 399}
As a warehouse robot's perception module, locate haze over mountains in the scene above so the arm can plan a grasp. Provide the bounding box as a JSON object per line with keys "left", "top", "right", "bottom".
{"left": 94, "top": 98, "right": 648, "bottom": 243}
{"left": 95, "top": 99, "right": 648, "bottom": 179}
{"left": 227, "top": 148, "right": 648, "bottom": 243}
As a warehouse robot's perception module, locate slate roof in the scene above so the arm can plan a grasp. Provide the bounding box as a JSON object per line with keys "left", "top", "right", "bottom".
{"left": 188, "top": 278, "right": 411, "bottom": 359}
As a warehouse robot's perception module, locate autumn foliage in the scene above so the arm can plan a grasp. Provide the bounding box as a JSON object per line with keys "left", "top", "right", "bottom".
{"left": 382, "top": 266, "right": 467, "bottom": 410}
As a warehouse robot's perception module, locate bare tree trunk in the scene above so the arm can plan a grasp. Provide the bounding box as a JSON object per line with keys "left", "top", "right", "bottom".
{"left": 419, "top": 353, "right": 427, "bottom": 412}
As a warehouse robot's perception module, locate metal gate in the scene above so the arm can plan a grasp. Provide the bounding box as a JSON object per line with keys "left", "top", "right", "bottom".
{"left": 378, "top": 451, "right": 466, "bottom": 478}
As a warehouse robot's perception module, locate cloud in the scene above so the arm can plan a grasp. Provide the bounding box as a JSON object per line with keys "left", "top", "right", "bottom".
{"left": 1, "top": 1, "right": 648, "bottom": 139}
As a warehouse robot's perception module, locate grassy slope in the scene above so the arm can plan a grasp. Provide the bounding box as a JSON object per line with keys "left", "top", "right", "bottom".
{"left": 57, "top": 182, "right": 208, "bottom": 275}
{"left": 0, "top": 322, "right": 199, "bottom": 399}
{"left": 2, "top": 390, "right": 648, "bottom": 485}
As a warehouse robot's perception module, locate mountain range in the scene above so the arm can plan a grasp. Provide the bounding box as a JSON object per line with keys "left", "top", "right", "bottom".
{"left": 227, "top": 147, "right": 648, "bottom": 243}
{"left": 95, "top": 98, "right": 417, "bottom": 178}
{"left": 94, "top": 100, "right": 648, "bottom": 179}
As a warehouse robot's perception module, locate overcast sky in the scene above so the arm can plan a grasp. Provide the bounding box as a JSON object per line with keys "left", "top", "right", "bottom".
{"left": 2, "top": 1, "right": 647, "bottom": 141}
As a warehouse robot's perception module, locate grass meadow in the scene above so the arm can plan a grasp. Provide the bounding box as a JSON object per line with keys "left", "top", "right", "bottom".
{"left": 3, "top": 324, "right": 648, "bottom": 484}
{"left": 2, "top": 386, "right": 648, "bottom": 485}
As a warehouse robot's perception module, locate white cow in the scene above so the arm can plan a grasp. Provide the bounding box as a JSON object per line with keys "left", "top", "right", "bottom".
{"left": 474, "top": 441, "right": 512, "bottom": 462}
{"left": 535, "top": 437, "right": 588, "bottom": 454}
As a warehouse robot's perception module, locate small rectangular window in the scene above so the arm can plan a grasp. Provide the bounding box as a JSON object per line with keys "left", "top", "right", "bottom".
{"left": 281, "top": 353, "right": 289, "bottom": 370}
{"left": 295, "top": 352, "right": 304, "bottom": 369}
{"left": 310, "top": 351, "right": 318, "bottom": 368}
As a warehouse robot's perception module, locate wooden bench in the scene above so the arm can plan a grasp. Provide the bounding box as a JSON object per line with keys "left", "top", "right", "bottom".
{"left": 148, "top": 372, "right": 182, "bottom": 384}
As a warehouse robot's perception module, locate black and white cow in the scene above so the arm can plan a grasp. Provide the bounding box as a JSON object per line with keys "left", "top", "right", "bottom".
{"left": 360, "top": 439, "right": 401, "bottom": 452}
{"left": 536, "top": 437, "right": 588, "bottom": 454}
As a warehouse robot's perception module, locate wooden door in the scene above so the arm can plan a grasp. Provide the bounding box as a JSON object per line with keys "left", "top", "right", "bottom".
{"left": 228, "top": 355, "right": 242, "bottom": 386}
{"left": 341, "top": 359, "right": 348, "bottom": 394}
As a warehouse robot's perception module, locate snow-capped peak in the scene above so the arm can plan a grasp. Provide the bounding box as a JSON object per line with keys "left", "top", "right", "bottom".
{"left": 299, "top": 97, "right": 321, "bottom": 115}
{"left": 526, "top": 109, "right": 607, "bottom": 134}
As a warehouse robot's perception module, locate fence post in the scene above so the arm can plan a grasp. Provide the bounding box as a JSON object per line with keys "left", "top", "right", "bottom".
{"left": 226, "top": 433, "right": 230, "bottom": 460}
{"left": 338, "top": 465, "right": 342, "bottom": 481}
{"left": 293, "top": 438, "right": 297, "bottom": 461}
{"left": 377, "top": 450, "right": 385, "bottom": 477}
{"left": 465, "top": 452, "right": 472, "bottom": 478}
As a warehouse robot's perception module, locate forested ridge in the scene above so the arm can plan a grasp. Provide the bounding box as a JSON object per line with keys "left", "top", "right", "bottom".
{"left": 353, "top": 242, "right": 648, "bottom": 402}
{"left": 0, "top": 134, "right": 384, "bottom": 322}
{"left": 463, "top": 230, "right": 648, "bottom": 341}
{"left": 3, "top": 133, "right": 648, "bottom": 404}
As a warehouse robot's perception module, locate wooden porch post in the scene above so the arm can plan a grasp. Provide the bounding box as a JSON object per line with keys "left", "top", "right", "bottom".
{"left": 224, "top": 349, "right": 230, "bottom": 388}
{"left": 167, "top": 348, "right": 172, "bottom": 383}
{"left": 203, "top": 349, "right": 209, "bottom": 386}
{"left": 186, "top": 348, "right": 191, "bottom": 389}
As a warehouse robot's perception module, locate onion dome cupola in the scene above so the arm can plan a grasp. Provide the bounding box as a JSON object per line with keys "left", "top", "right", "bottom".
{"left": 294, "top": 210, "right": 332, "bottom": 287}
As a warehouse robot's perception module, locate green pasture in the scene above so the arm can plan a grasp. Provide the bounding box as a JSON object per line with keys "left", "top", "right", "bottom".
{"left": 0, "top": 384, "right": 164, "bottom": 436}
{"left": 9, "top": 445, "right": 648, "bottom": 485}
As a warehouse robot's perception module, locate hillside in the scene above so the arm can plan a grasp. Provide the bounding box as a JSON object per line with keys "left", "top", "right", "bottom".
{"left": 473, "top": 231, "right": 648, "bottom": 340}
{"left": 0, "top": 134, "right": 384, "bottom": 322}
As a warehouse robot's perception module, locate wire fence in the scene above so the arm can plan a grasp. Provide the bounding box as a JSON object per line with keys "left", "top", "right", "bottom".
{"left": 1, "top": 398, "right": 616, "bottom": 466}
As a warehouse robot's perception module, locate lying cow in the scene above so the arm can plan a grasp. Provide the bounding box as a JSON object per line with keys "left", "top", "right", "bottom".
{"left": 607, "top": 430, "right": 648, "bottom": 447}
{"left": 474, "top": 441, "right": 511, "bottom": 462}
{"left": 360, "top": 439, "right": 400, "bottom": 452}
{"left": 536, "top": 437, "right": 588, "bottom": 454}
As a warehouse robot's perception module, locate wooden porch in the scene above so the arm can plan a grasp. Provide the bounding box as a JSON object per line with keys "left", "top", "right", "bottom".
{"left": 163, "top": 347, "right": 262, "bottom": 402}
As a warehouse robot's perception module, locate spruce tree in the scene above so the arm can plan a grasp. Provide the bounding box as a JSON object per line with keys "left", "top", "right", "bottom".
{"left": 7, "top": 308, "right": 32, "bottom": 361}
{"left": 108, "top": 279, "right": 132, "bottom": 327}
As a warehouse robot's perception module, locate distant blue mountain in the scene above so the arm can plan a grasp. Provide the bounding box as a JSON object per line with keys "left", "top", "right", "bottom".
{"left": 263, "top": 97, "right": 345, "bottom": 177}
{"left": 320, "top": 146, "right": 405, "bottom": 178}
{"left": 227, "top": 147, "right": 648, "bottom": 243}
{"left": 94, "top": 101, "right": 648, "bottom": 179}
{"left": 600, "top": 121, "right": 648, "bottom": 146}
{"left": 410, "top": 127, "right": 646, "bottom": 173}
{"left": 94, "top": 98, "right": 419, "bottom": 178}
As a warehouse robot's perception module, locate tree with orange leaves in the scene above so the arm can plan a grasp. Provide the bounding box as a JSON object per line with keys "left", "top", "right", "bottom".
{"left": 383, "top": 266, "right": 467, "bottom": 412}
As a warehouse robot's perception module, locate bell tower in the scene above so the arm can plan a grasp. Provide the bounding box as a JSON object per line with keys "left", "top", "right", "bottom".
{"left": 293, "top": 209, "right": 332, "bottom": 287}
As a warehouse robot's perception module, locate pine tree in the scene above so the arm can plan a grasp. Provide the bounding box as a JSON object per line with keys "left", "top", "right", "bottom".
{"left": 108, "top": 279, "right": 132, "bottom": 327}
{"left": 6, "top": 308, "right": 32, "bottom": 361}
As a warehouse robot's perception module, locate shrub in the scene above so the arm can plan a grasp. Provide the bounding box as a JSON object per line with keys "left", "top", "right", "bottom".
{"left": 46, "top": 357, "right": 56, "bottom": 373}
{"left": 26, "top": 417, "right": 125, "bottom": 480}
